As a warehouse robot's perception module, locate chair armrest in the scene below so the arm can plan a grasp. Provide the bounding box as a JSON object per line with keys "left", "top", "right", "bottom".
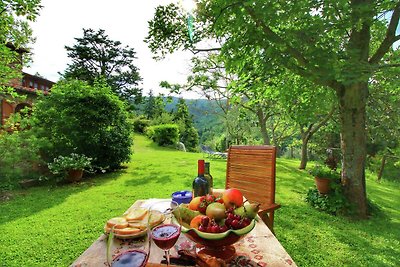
{"left": 260, "top": 203, "right": 281, "bottom": 213}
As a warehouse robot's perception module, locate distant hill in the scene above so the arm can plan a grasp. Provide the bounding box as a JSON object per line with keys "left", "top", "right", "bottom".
{"left": 165, "top": 97, "right": 225, "bottom": 143}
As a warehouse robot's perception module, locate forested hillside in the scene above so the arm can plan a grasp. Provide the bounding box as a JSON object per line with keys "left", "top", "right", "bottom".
{"left": 165, "top": 97, "right": 225, "bottom": 144}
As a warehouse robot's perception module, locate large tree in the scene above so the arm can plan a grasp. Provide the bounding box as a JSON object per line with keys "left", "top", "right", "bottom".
{"left": 146, "top": 1, "right": 400, "bottom": 217}
{"left": 0, "top": 0, "right": 41, "bottom": 95}
{"left": 62, "top": 28, "right": 142, "bottom": 101}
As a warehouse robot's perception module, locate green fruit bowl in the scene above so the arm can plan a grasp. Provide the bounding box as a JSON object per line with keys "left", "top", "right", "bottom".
{"left": 174, "top": 218, "right": 256, "bottom": 247}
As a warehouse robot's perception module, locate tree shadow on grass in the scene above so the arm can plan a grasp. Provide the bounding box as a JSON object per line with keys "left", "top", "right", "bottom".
{"left": 124, "top": 171, "right": 173, "bottom": 187}
{"left": 0, "top": 169, "right": 127, "bottom": 226}
{"left": 143, "top": 141, "right": 180, "bottom": 152}
{"left": 276, "top": 159, "right": 314, "bottom": 194}
{"left": 277, "top": 202, "right": 400, "bottom": 266}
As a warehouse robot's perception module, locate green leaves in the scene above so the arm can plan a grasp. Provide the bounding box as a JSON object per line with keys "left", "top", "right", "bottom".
{"left": 62, "top": 28, "right": 142, "bottom": 101}
{"left": 32, "top": 80, "right": 133, "bottom": 171}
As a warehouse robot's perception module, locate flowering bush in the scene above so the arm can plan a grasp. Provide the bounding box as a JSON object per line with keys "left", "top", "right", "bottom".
{"left": 48, "top": 153, "right": 92, "bottom": 175}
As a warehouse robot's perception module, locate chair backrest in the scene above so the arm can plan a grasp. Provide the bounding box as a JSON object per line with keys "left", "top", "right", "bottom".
{"left": 226, "top": 145, "right": 277, "bottom": 211}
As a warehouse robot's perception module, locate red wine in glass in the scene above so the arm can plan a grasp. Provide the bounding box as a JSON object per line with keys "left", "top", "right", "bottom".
{"left": 111, "top": 249, "right": 148, "bottom": 267}
{"left": 151, "top": 224, "right": 181, "bottom": 250}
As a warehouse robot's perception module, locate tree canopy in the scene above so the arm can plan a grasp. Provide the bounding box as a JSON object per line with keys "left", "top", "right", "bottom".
{"left": 0, "top": 0, "right": 41, "bottom": 96}
{"left": 146, "top": 1, "right": 400, "bottom": 217}
{"left": 62, "top": 28, "right": 142, "bottom": 101}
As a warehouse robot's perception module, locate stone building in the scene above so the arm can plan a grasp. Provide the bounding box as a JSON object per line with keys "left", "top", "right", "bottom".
{"left": 0, "top": 43, "right": 55, "bottom": 126}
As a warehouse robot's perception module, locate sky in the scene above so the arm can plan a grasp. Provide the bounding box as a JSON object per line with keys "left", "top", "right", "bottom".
{"left": 24, "top": 0, "right": 199, "bottom": 98}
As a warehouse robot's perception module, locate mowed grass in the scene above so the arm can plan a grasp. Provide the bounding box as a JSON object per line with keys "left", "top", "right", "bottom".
{"left": 0, "top": 134, "right": 399, "bottom": 266}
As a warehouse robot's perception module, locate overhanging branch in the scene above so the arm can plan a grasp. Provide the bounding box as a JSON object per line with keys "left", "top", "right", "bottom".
{"left": 244, "top": 6, "right": 309, "bottom": 67}
{"left": 243, "top": 5, "right": 343, "bottom": 91}
{"left": 189, "top": 47, "right": 222, "bottom": 54}
{"left": 376, "top": 63, "right": 400, "bottom": 69}
{"left": 369, "top": 2, "right": 400, "bottom": 64}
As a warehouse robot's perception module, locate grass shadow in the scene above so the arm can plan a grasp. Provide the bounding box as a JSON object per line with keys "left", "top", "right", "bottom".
{"left": 124, "top": 171, "right": 173, "bottom": 186}
{"left": 0, "top": 169, "right": 127, "bottom": 226}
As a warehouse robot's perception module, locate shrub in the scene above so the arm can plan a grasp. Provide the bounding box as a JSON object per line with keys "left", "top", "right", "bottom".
{"left": 146, "top": 124, "right": 179, "bottom": 147}
{"left": 181, "top": 126, "right": 199, "bottom": 152}
{"left": 305, "top": 182, "right": 349, "bottom": 215}
{"left": 32, "top": 80, "right": 133, "bottom": 171}
{"left": 132, "top": 117, "right": 150, "bottom": 133}
{"left": 0, "top": 127, "right": 46, "bottom": 189}
{"left": 150, "top": 112, "right": 174, "bottom": 125}
{"left": 145, "top": 125, "right": 155, "bottom": 139}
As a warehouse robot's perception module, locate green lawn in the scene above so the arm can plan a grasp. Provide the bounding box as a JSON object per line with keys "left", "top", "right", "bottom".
{"left": 0, "top": 134, "right": 399, "bottom": 266}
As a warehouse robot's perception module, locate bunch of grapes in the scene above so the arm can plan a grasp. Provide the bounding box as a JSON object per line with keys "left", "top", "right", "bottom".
{"left": 224, "top": 208, "right": 251, "bottom": 230}
{"left": 198, "top": 216, "right": 229, "bottom": 233}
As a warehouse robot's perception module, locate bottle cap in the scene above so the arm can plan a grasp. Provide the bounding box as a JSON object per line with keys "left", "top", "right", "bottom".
{"left": 171, "top": 191, "right": 193, "bottom": 204}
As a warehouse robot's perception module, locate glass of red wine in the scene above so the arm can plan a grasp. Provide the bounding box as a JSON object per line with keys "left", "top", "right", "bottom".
{"left": 106, "top": 215, "right": 151, "bottom": 267}
{"left": 148, "top": 200, "right": 181, "bottom": 266}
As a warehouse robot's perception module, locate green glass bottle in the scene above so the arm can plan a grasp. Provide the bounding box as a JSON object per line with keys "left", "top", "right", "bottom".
{"left": 204, "top": 162, "right": 213, "bottom": 195}
{"left": 192, "top": 159, "right": 209, "bottom": 197}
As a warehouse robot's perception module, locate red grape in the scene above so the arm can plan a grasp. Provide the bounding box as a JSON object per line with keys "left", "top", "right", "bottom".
{"left": 198, "top": 225, "right": 207, "bottom": 232}
{"left": 219, "top": 225, "right": 228, "bottom": 232}
{"left": 231, "top": 219, "right": 240, "bottom": 229}
{"left": 225, "top": 218, "right": 233, "bottom": 227}
{"left": 211, "top": 225, "right": 219, "bottom": 233}
{"left": 242, "top": 218, "right": 251, "bottom": 226}
{"left": 201, "top": 216, "right": 210, "bottom": 226}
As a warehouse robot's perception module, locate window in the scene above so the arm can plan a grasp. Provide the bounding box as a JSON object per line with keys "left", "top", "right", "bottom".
{"left": 29, "top": 81, "right": 33, "bottom": 88}
{"left": 34, "top": 82, "right": 38, "bottom": 89}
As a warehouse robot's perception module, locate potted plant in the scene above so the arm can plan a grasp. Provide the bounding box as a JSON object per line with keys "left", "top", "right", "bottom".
{"left": 48, "top": 153, "right": 92, "bottom": 182}
{"left": 309, "top": 164, "right": 340, "bottom": 194}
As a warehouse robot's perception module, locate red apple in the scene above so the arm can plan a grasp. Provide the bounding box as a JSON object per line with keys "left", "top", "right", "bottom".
{"left": 222, "top": 188, "right": 243, "bottom": 209}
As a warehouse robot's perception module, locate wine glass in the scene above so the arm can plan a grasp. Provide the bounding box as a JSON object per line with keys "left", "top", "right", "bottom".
{"left": 148, "top": 200, "right": 181, "bottom": 266}
{"left": 106, "top": 216, "right": 151, "bottom": 267}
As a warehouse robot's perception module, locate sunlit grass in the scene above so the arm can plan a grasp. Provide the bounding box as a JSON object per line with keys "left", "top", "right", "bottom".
{"left": 0, "top": 134, "right": 399, "bottom": 266}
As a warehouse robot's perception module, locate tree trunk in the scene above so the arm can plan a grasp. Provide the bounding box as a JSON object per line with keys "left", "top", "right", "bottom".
{"left": 337, "top": 82, "right": 368, "bottom": 218}
{"left": 299, "top": 136, "right": 309, "bottom": 170}
{"left": 377, "top": 154, "right": 386, "bottom": 182}
{"left": 256, "top": 109, "right": 270, "bottom": 145}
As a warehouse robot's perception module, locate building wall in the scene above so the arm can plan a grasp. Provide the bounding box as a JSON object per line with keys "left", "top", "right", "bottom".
{"left": 1, "top": 44, "right": 54, "bottom": 127}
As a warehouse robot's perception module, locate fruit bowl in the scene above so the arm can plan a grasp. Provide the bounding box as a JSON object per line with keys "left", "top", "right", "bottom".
{"left": 173, "top": 217, "right": 256, "bottom": 262}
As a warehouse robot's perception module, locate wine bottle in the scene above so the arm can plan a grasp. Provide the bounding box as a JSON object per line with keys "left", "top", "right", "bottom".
{"left": 192, "top": 159, "right": 209, "bottom": 197}
{"left": 204, "top": 162, "right": 213, "bottom": 195}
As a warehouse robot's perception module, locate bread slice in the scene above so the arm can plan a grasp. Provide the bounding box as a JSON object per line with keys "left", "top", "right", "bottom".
{"left": 125, "top": 208, "right": 148, "bottom": 222}
{"left": 128, "top": 221, "right": 147, "bottom": 230}
{"left": 149, "top": 210, "right": 165, "bottom": 227}
{"left": 106, "top": 217, "right": 128, "bottom": 229}
{"left": 113, "top": 227, "right": 142, "bottom": 235}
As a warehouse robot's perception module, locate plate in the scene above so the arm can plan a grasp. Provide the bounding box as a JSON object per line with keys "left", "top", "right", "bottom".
{"left": 104, "top": 210, "right": 165, "bottom": 240}
{"left": 112, "top": 229, "right": 147, "bottom": 239}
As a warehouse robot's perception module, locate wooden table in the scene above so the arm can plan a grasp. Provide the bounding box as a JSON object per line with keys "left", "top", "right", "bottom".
{"left": 71, "top": 198, "right": 297, "bottom": 267}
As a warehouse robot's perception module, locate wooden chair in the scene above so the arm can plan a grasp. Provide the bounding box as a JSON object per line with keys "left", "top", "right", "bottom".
{"left": 226, "top": 145, "right": 281, "bottom": 233}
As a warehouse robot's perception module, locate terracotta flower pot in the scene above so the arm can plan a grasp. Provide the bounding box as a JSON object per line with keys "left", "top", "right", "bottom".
{"left": 66, "top": 169, "right": 84, "bottom": 182}
{"left": 315, "top": 177, "right": 331, "bottom": 194}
